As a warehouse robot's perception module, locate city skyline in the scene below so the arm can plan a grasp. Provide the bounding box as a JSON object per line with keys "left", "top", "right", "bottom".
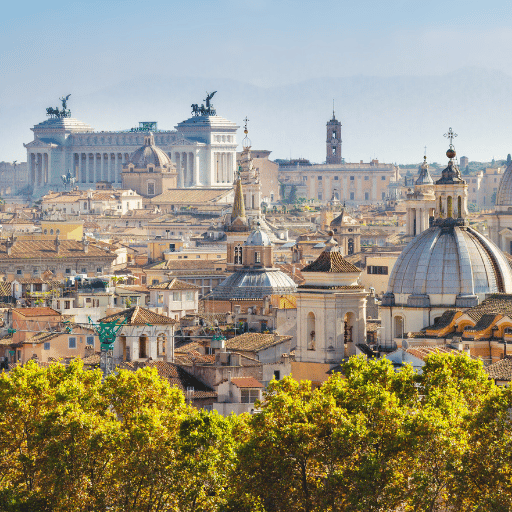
{"left": 2, "top": 0, "right": 512, "bottom": 164}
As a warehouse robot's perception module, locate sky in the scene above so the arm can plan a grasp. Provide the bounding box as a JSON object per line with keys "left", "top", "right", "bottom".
{"left": 2, "top": 0, "right": 512, "bottom": 163}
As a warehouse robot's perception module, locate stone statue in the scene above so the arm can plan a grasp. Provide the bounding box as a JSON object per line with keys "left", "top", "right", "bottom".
{"left": 204, "top": 91, "right": 216, "bottom": 109}
{"left": 191, "top": 91, "right": 217, "bottom": 116}
{"left": 47, "top": 95, "right": 71, "bottom": 119}
{"left": 60, "top": 94, "right": 71, "bottom": 110}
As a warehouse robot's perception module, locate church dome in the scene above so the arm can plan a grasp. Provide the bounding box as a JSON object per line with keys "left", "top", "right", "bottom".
{"left": 128, "top": 132, "right": 173, "bottom": 169}
{"left": 207, "top": 268, "right": 296, "bottom": 300}
{"left": 245, "top": 226, "right": 272, "bottom": 246}
{"left": 496, "top": 162, "right": 512, "bottom": 208}
{"left": 384, "top": 222, "right": 512, "bottom": 307}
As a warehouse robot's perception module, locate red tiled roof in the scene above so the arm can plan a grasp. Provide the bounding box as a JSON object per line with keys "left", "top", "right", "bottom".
{"left": 99, "top": 306, "right": 176, "bottom": 325}
{"left": 13, "top": 307, "right": 61, "bottom": 317}
{"left": 231, "top": 377, "right": 264, "bottom": 388}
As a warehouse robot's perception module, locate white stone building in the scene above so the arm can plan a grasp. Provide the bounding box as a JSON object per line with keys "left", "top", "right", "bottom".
{"left": 295, "top": 236, "right": 368, "bottom": 364}
{"left": 24, "top": 98, "right": 239, "bottom": 197}
{"left": 147, "top": 278, "right": 200, "bottom": 321}
{"left": 99, "top": 306, "right": 177, "bottom": 363}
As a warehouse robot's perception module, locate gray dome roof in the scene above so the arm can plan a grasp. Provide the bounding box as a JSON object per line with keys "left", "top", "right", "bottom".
{"left": 415, "top": 158, "right": 434, "bottom": 186}
{"left": 496, "top": 162, "right": 512, "bottom": 207}
{"left": 386, "top": 223, "right": 512, "bottom": 306}
{"left": 128, "top": 132, "right": 173, "bottom": 169}
{"left": 245, "top": 228, "right": 272, "bottom": 246}
{"left": 207, "top": 269, "right": 296, "bottom": 300}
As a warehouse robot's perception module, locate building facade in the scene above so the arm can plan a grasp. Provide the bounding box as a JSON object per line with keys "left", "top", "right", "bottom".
{"left": 24, "top": 99, "right": 239, "bottom": 197}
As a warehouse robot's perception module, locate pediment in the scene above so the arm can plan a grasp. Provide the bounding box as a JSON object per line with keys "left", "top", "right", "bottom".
{"left": 169, "top": 138, "right": 198, "bottom": 147}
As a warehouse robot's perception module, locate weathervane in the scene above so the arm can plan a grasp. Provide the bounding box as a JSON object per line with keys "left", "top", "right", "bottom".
{"left": 443, "top": 127, "right": 458, "bottom": 149}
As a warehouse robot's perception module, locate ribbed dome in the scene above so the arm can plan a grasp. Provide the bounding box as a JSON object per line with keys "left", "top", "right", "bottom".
{"left": 245, "top": 227, "right": 272, "bottom": 246}
{"left": 496, "top": 162, "right": 512, "bottom": 208}
{"left": 385, "top": 223, "right": 512, "bottom": 307}
{"left": 128, "top": 132, "right": 173, "bottom": 169}
{"left": 207, "top": 268, "right": 296, "bottom": 300}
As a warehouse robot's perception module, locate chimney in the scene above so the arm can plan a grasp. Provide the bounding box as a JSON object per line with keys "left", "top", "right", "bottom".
{"left": 82, "top": 235, "right": 89, "bottom": 254}
{"left": 5, "top": 235, "right": 14, "bottom": 256}
{"left": 54, "top": 234, "right": 60, "bottom": 255}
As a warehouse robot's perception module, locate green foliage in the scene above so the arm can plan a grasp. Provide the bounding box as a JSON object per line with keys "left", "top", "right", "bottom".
{"left": 1, "top": 354, "right": 512, "bottom": 511}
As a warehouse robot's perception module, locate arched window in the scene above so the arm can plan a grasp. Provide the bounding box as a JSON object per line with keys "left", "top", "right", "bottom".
{"left": 234, "top": 245, "right": 243, "bottom": 265}
{"left": 447, "top": 196, "right": 453, "bottom": 218}
{"left": 458, "top": 196, "right": 462, "bottom": 218}
{"left": 307, "top": 312, "right": 315, "bottom": 350}
{"left": 157, "top": 333, "right": 167, "bottom": 356}
{"left": 344, "top": 312, "right": 355, "bottom": 343}
{"left": 439, "top": 197, "right": 443, "bottom": 217}
{"left": 255, "top": 251, "right": 261, "bottom": 264}
{"left": 394, "top": 316, "right": 404, "bottom": 338}
{"left": 348, "top": 238, "right": 354, "bottom": 255}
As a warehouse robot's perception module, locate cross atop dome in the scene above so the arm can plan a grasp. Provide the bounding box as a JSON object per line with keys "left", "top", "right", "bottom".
{"left": 242, "top": 116, "right": 251, "bottom": 149}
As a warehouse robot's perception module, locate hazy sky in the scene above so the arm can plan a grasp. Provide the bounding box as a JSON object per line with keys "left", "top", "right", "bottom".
{"left": 2, "top": 0, "right": 512, "bottom": 162}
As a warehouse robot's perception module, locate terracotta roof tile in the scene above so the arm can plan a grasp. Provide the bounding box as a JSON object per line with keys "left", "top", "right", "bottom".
{"left": 151, "top": 188, "right": 232, "bottom": 204}
{"left": 13, "top": 307, "right": 61, "bottom": 317}
{"left": 148, "top": 278, "right": 200, "bottom": 290}
{"left": 467, "top": 294, "right": 512, "bottom": 322}
{"left": 99, "top": 306, "right": 176, "bottom": 325}
{"left": 0, "top": 239, "right": 115, "bottom": 261}
{"left": 486, "top": 357, "right": 512, "bottom": 381}
{"left": 225, "top": 333, "right": 292, "bottom": 352}
{"left": 302, "top": 250, "right": 361, "bottom": 273}
{"left": 230, "top": 377, "right": 264, "bottom": 388}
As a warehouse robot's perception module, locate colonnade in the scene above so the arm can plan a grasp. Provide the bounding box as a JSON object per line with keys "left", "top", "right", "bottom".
{"left": 29, "top": 152, "right": 50, "bottom": 186}
{"left": 73, "top": 152, "right": 129, "bottom": 184}
{"left": 406, "top": 207, "right": 434, "bottom": 236}
{"left": 215, "top": 152, "right": 233, "bottom": 184}
{"left": 174, "top": 151, "right": 198, "bottom": 187}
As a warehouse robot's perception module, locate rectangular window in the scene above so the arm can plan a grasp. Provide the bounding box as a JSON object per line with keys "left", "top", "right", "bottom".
{"left": 68, "top": 337, "right": 77, "bottom": 349}
{"left": 147, "top": 182, "right": 155, "bottom": 195}
{"left": 302, "top": 176, "right": 307, "bottom": 181}
{"left": 317, "top": 176, "right": 322, "bottom": 180}
{"left": 65, "top": 300, "right": 70, "bottom": 309}
{"left": 367, "top": 266, "right": 388, "bottom": 275}
{"left": 66, "top": 268, "right": 71, "bottom": 274}
{"left": 81, "top": 268, "right": 87, "bottom": 273}
{"left": 334, "top": 176, "right": 339, "bottom": 180}
{"left": 382, "top": 192, "right": 386, "bottom": 199}
{"left": 350, "top": 176, "right": 355, "bottom": 181}
{"left": 16, "top": 269, "right": 22, "bottom": 275}
{"left": 274, "top": 370, "right": 280, "bottom": 380}
{"left": 381, "top": 176, "right": 386, "bottom": 180}
{"left": 44, "top": 342, "right": 50, "bottom": 350}
{"left": 97, "top": 267, "right": 102, "bottom": 273}
{"left": 185, "top": 291, "right": 193, "bottom": 301}
{"left": 350, "top": 192, "right": 355, "bottom": 200}
{"left": 86, "top": 336, "right": 94, "bottom": 346}
{"left": 241, "top": 389, "right": 260, "bottom": 403}
{"left": 318, "top": 193, "right": 323, "bottom": 200}
{"left": 172, "top": 292, "right": 181, "bottom": 301}
{"left": 255, "top": 252, "right": 261, "bottom": 264}
{"left": 364, "top": 176, "right": 369, "bottom": 180}
{"left": 158, "top": 293, "right": 164, "bottom": 303}
{"left": 365, "top": 192, "right": 369, "bottom": 200}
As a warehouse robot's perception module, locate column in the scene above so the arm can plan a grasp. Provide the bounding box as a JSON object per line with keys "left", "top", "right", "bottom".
{"left": 107, "top": 154, "right": 112, "bottom": 183}
{"left": 415, "top": 209, "right": 421, "bottom": 235}
{"left": 37, "top": 153, "right": 42, "bottom": 186}
{"left": 101, "top": 154, "right": 105, "bottom": 181}
{"left": 193, "top": 151, "right": 200, "bottom": 185}
{"left": 30, "top": 153, "right": 35, "bottom": 184}
{"left": 46, "top": 152, "right": 51, "bottom": 184}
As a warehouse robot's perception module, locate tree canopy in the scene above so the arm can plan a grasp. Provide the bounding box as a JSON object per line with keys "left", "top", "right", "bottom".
{"left": 0, "top": 354, "right": 511, "bottom": 511}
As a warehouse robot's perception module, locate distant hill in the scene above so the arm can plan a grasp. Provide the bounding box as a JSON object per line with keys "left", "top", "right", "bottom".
{"left": 2, "top": 68, "right": 512, "bottom": 165}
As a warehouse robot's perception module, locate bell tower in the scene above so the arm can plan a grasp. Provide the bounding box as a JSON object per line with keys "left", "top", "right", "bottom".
{"left": 326, "top": 104, "right": 342, "bottom": 164}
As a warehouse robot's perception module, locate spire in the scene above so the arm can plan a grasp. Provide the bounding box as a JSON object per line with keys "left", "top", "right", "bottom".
{"left": 231, "top": 171, "right": 246, "bottom": 222}
{"left": 242, "top": 116, "right": 251, "bottom": 150}
{"left": 416, "top": 154, "right": 434, "bottom": 186}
